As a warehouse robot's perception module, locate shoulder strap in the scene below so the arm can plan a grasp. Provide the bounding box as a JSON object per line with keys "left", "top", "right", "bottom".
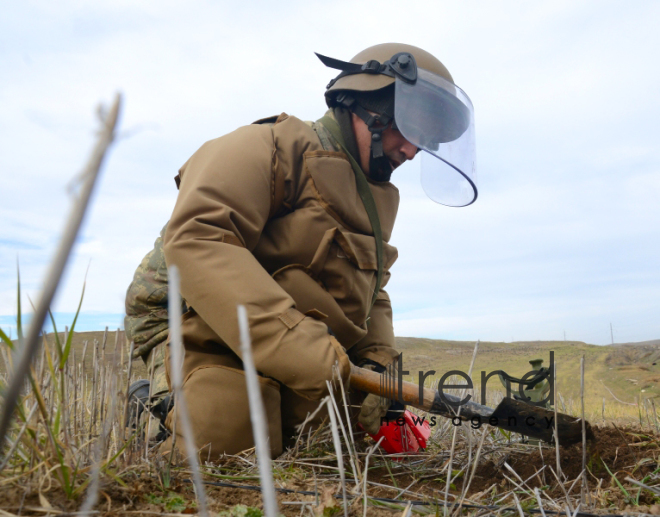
{"left": 318, "top": 115, "right": 383, "bottom": 311}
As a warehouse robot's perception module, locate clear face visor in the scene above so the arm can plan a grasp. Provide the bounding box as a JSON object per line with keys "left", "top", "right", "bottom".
{"left": 394, "top": 69, "right": 477, "bottom": 207}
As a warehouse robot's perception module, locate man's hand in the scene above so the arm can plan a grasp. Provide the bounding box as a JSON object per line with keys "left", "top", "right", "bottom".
{"left": 358, "top": 393, "right": 390, "bottom": 434}
{"left": 328, "top": 335, "right": 352, "bottom": 389}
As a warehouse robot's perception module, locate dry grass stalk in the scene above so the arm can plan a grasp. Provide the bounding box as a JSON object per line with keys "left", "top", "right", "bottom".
{"left": 452, "top": 427, "right": 488, "bottom": 517}
{"left": 0, "top": 403, "right": 38, "bottom": 471}
{"left": 0, "top": 346, "right": 10, "bottom": 377}
{"left": 144, "top": 349, "right": 156, "bottom": 459}
{"left": 80, "top": 341, "right": 122, "bottom": 516}
{"left": 443, "top": 340, "right": 479, "bottom": 514}
{"left": 89, "top": 339, "right": 99, "bottom": 448}
{"left": 236, "top": 303, "right": 278, "bottom": 517}
{"left": 98, "top": 327, "right": 108, "bottom": 426}
{"left": 326, "top": 378, "right": 361, "bottom": 485}
{"left": 362, "top": 436, "right": 384, "bottom": 516}
{"left": 580, "top": 355, "right": 589, "bottom": 507}
{"left": 80, "top": 339, "right": 88, "bottom": 446}
{"left": 81, "top": 340, "right": 88, "bottom": 369}
{"left": 291, "top": 398, "right": 330, "bottom": 454}
{"left": 0, "top": 93, "right": 122, "bottom": 450}
{"left": 651, "top": 398, "right": 659, "bottom": 433}
{"left": 534, "top": 487, "right": 547, "bottom": 517}
{"left": 566, "top": 469, "right": 584, "bottom": 499}
{"left": 504, "top": 460, "right": 545, "bottom": 497}
{"left": 122, "top": 341, "right": 136, "bottom": 441}
{"left": 71, "top": 347, "right": 78, "bottom": 444}
{"left": 60, "top": 327, "right": 71, "bottom": 450}
{"left": 400, "top": 501, "right": 413, "bottom": 517}
{"left": 548, "top": 465, "right": 574, "bottom": 514}
{"left": 325, "top": 394, "right": 348, "bottom": 517}
{"left": 168, "top": 266, "right": 209, "bottom": 517}
{"left": 335, "top": 364, "right": 357, "bottom": 453}
{"left": 512, "top": 490, "right": 525, "bottom": 517}
{"left": 118, "top": 331, "right": 124, "bottom": 368}
{"left": 553, "top": 361, "right": 563, "bottom": 481}
{"left": 112, "top": 330, "right": 123, "bottom": 456}
{"left": 624, "top": 476, "right": 660, "bottom": 496}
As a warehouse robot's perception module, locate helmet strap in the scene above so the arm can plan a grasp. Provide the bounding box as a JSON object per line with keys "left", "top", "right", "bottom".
{"left": 335, "top": 93, "right": 394, "bottom": 182}
{"left": 332, "top": 106, "right": 360, "bottom": 165}
{"left": 316, "top": 52, "right": 418, "bottom": 88}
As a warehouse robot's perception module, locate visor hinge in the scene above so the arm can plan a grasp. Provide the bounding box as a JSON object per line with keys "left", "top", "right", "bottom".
{"left": 362, "top": 60, "right": 383, "bottom": 74}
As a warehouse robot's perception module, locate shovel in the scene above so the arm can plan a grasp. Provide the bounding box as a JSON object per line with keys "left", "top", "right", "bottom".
{"left": 350, "top": 365, "right": 592, "bottom": 446}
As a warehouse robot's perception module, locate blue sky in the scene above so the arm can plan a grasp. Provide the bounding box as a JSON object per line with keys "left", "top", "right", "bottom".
{"left": 1, "top": 1, "right": 658, "bottom": 345}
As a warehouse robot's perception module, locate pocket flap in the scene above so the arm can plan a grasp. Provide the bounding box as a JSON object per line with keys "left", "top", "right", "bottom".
{"left": 304, "top": 151, "right": 400, "bottom": 241}
{"left": 333, "top": 230, "right": 398, "bottom": 271}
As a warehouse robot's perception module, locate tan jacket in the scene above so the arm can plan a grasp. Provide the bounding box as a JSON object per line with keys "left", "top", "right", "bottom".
{"left": 163, "top": 113, "right": 400, "bottom": 400}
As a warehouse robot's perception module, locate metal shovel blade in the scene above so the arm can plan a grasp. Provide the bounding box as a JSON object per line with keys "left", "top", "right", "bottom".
{"left": 489, "top": 397, "right": 593, "bottom": 445}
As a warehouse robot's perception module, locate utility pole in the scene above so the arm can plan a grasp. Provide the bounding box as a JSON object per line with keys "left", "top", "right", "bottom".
{"left": 610, "top": 322, "right": 614, "bottom": 345}
{"left": 564, "top": 330, "right": 566, "bottom": 342}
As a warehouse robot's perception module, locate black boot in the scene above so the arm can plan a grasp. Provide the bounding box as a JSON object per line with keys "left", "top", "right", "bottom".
{"left": 126, "top": 380, "right": 173, "bottom": 442}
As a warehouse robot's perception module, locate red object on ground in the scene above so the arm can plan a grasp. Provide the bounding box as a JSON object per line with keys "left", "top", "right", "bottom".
{"left": 367, "top": 410, "right": 431, "bottom": 456}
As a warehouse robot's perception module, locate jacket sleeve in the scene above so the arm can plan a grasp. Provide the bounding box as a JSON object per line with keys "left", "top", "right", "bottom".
{"left": 347, "top": 289, "right": 400, "bottom": 369}
{"left": 163, "top": 123, "right": 349, "bottom": 400}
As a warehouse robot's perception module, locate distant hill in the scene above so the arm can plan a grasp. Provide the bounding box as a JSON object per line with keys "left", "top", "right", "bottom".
{"left": 611, "top": 339, "right": 660, "bottom": 347}
{"left": 394, "top": 336, "right": 659, "bottom": 419}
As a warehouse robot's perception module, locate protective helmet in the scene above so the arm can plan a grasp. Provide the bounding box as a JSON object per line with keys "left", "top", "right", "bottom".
{"left": 317, "top": 43, "right": 477, "bottom": 207}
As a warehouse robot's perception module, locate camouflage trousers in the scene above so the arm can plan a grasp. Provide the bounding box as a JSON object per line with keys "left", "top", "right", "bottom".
{"left": 142, "top": 343, "right": 170, "bottom": 399}
{"left": 139, "top": 343, "right": 170, "bottom": 442}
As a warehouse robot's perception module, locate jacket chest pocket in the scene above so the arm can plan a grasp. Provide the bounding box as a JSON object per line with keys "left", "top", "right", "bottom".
{"left": 308, "top": 228, "right": 397, "bottom": 325}
{"left": 303, "top": 150, "right": 399, "bottom": 241}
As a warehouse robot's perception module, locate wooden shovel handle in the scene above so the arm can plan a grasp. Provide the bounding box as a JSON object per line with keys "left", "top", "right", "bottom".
{"left": 349, "top": 364, "right": 436, "bottom": 410}
{"left": 349, "top": 364, "right": 495, "bottom": 420}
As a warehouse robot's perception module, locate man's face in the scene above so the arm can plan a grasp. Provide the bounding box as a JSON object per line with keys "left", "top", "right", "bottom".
{"left": 351, "top": 112, "right": 418, "bottom": 179}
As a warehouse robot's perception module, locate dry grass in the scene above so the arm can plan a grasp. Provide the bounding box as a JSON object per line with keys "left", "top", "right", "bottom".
{"left": 2, "top": 327, "right": 660, "bottom": 516}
